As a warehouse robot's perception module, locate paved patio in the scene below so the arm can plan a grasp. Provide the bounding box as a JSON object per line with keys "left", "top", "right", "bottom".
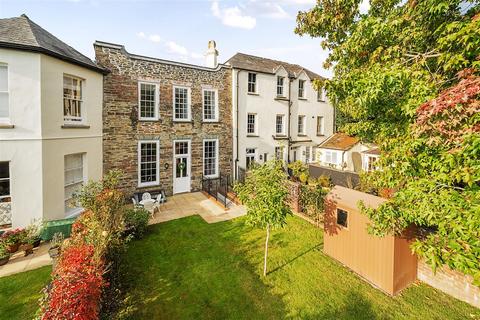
{"left": 149, "top": 192, "right": 246, "bottom": 224}
{"left": 0, "top": 242, "right": 52, "bottom": 278}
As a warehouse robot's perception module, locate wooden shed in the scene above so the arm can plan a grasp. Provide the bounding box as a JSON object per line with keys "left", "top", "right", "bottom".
{"left": 324, "top": 186, "right": 417, "bottom": 295}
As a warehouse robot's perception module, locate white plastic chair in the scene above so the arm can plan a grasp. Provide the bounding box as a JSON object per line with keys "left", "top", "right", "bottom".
{"left": 143, "top": 200, "right": 155, "bottom": 218}
{"left": 156, "top": 193, "right": 165, "bottom": 204}
{"left": 142, "top": 192, "right": 152, "bottom": 201}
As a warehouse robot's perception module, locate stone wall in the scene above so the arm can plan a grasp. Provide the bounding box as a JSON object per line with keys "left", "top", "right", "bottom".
{"left": 95, "top": 43, "right": 232, "bottom": 196}
{"left": 418, "top": 260, "right": 480, "bottom": 308}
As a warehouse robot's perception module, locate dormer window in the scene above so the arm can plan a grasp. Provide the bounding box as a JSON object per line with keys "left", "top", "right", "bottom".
{"left": 298, "top": 80, "right": 306, "bottom": 99}
{"left": 248, "top": 72, "right": 257, "bottom": 93}
{"left": 276, "top": 76, "right": 285, "bottom": 97}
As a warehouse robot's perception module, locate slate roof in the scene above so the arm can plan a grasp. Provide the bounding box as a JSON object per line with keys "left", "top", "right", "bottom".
{"left": 227, "top": 52, "right": 323, "bottom": 80}
{"left": 318, "top": 132, "right": 360, "bottom": 151}
{"left": 0, "top": 14, "right": 104, "bottom": 73}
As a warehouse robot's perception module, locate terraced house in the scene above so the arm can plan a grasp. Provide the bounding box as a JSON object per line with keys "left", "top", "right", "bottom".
{"left": 95, "top": 40, "right": 232, "bottom": 196}
{"left": 226, "top": 53, "right": 334, "bottom": 179}
{"left": 0, "top": 15, "right": 104, "bottom": 228}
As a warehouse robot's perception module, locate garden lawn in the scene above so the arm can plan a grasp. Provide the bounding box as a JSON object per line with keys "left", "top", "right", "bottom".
{"left": 121, "top": 215, "right": 480, "bottom": 320}
{"left": 0, "top": 266, "right": 51, "bottom": 320}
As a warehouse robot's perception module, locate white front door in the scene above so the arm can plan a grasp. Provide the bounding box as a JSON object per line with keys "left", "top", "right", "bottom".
{"left": 173, "top": 140, "right": 191, "bottom": 194}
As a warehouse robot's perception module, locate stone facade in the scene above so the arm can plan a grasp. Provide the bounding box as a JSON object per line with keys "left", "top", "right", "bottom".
{"left": 94, "top": 42, "right": 232, "bottom": 196}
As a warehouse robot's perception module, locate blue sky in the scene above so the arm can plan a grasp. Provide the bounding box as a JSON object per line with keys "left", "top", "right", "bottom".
{"left": 0, "top": 0, "right": 336, "bottom": 77}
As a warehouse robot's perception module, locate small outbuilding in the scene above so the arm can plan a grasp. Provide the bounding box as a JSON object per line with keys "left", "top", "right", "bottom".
{"left": 323, "top": 186, "right": 417, "bottom": 295}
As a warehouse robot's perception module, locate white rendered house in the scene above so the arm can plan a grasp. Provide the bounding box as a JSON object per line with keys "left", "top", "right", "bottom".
{"left": 0, "top": 15, "right": 104, "bottom": 228}
{"left": 227, "top": 53, "right": 334, "bottom": 177}
{"left": 316, "top": 132, "right": 379, "bottom": 173}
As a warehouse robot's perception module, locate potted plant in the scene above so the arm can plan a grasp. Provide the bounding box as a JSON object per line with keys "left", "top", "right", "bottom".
{"left": 0, "top": 242, "right": 10, "bottom": 266}
{"left": 48, "top": 232, "right": 64, "bottom": 259}
{"left": 25, "top": 219, "right": 43, "bottom": 248}
{"left": 1, "top": 228, "right": 25, "bottom": 253}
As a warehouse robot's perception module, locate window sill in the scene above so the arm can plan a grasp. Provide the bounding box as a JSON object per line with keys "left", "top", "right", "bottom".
{"left": 298, "top": 134, "right": 307, "bottom": 137}
{"left": 138, "top": 182, "right": 160, "bottom": 188}
{"left": 0, "top": 123, "right": 14, "bottom": 129}
{"left": 61, "top": 124, "right": 90, "bottom": 129}
{"left": 139, "top": 118, "right": 159, "bottom": 122}
{"left": 247, "top": 92, "right": 259, "bottom": 96}
{"left": 317, "top": 99, "right": 326, "bottom": 103}
{"left": 316, "top": 134, "right": 325, "bottom": 137}
{"left": 274, "top": 97, "right": 288, "bottom": 101}
{"left": 173, "top": 119, "right": 193, "bottom": 123}
{"left": 298, "top": 97, "right": 308, "bottom": 101}
{"left": 202, "top": 120, "right": 220, "bottom": 123}
{"left": 246, "top": 134, "right": 259, "bottom": 137}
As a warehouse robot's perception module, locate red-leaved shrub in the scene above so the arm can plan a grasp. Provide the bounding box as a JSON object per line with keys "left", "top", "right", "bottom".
{"left": 41, "top": 244, "right": 106, "bottom": 320}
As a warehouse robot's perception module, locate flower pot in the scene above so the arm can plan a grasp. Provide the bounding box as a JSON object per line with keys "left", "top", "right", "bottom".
{"left": 48, "top": 246, "right": 60, "bottom": 259}
{"left": 6, "top": 242, "right": 19, "bottom": 253}
{"left": 32, "top": 238, "right": 41, "bottom": 248}
{"left": 0, "top": 255, "right": 9, "bottom": 266}
{"left": 20, "top": 244, "right": 34, "bottom": 256}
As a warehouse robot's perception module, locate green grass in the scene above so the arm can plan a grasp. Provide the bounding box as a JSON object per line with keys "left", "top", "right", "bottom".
{"left": 121, "top": 215, "right": 480, "bottom": 320}
{"left": 0, "top": 266, "right": 51, "bottom": 320}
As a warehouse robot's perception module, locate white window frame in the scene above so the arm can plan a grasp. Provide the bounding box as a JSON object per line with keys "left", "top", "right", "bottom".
{"left": 246, "top": 148, "right": 257, "bottom": 168}
{"left": 275, "top": 114, "right": 285, "bottom": 135}
{"left": 0, "top": 64, "right": 9, "bottom": 123}
{"left": 137, "top": 140, "right": 160, "bottom": 187}
{"left": 275, "top": 146, "right": 285, "bottom": 161}
{"left": 298, "top": 115, "right": 306, "bottom": 135}
{"left": 203, "top": 138, "right": 219, "bottom": 178}
{"left": 173, "top": 85, "right": 191, "bottom": 122}
{"left": 364, "top": 155, "right": 380, "bottom": 172}
{"left": 317, "top": 87, "right": 326, "bottom": 102}
{"left": 298, "top": 80, "right": 306, "bottom": 99}
{"left": 317, "top": 116, "right": 325, "bottom": 135}
{"left": 64, "top": 153, "right": 85, "bottom": 217}
{"left": 138, "top": 81, "right": 159, "bottom": 121}
{"left": 248, "top": 72, "right": 257, "bottom": 94}
{"left": 202, "top": 88, "right": 219, "bottom": 122}
{"left": 325, "top": 150, "right": 338, "bottom": 165}
{"left": 63, "top": 74, "right": 85, "bottom": 124}
{"left": 276, "top": 76, "right": 284, "bottom": 97}
{"left": 246, "top": 113, "right": 257, "bottom": 136}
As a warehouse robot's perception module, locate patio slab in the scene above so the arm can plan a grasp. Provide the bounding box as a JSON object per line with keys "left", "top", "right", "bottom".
{"left": 149, "top": 192, "right": 246, "bottom": 225}
{"left": 0, "top": 242, "right": 52, "bottom": 278}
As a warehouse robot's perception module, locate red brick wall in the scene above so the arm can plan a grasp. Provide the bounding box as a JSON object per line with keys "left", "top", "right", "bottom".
{"left": 418, "top": 260, "right": 480, "bottom": 308}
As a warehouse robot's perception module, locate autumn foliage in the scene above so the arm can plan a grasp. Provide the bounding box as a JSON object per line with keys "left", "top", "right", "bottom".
{"left": 41, "top": 244, "right": 105, "bottom": 320}
{"left": 38, "top": 171, "right": 126, "bottom": 320}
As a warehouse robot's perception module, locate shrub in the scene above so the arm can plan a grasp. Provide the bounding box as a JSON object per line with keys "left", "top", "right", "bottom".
{"left": 299, "top": 184, "right": 328, "bottom": 224}
{"left": 288, "top": 161, "right": 309, "bottom": 181}
{"left": 40, "top": 244, "right": 105, "bottom": 320}
{"left": 124, "top": 208, "right": 149, "bottom": 239}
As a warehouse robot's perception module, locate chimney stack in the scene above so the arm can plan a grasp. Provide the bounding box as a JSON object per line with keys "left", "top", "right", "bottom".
{"left": 205, "top": 40, "right": 218, "bottom": 68}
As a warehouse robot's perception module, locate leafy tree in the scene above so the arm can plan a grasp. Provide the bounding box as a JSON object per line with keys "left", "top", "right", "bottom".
{"left": 234, "top": 160, "right": 292, "bottom": 276}
{"left": 296, "top": 1, "right": 480, "bottom": 282}
{"left": 296, "top": 0, "right": 480, "bottom": 139}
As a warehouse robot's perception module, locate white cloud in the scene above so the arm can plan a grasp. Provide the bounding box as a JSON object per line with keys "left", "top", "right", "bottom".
{"left": 137, "top": 31, "right": 146, "bottom": 39}
{"left": 166, "top": 41, "right": 188, "bottom": 56}
{"left": 148, "top": 34, "right": 162, "bottom": 43}
{"left": 211, "top": 1, "right": 256, "bottom": 29}
{"left": 250, "top": 1, "right": 290, "bottom": 19}
{"left": 280, "top": 0, "right": 316, "bottom": 4}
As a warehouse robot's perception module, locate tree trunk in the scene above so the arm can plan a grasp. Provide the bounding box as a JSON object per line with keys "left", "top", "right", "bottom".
{"left": 263, "top": 223, "right": 270, "bottom": 277}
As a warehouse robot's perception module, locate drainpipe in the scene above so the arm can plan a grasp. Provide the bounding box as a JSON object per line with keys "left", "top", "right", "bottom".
{"left": 287, "top": 76, "right": 293, "bottom": 163}
{"left": 234, "top": 69, "right": 241, "bottom": 179}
